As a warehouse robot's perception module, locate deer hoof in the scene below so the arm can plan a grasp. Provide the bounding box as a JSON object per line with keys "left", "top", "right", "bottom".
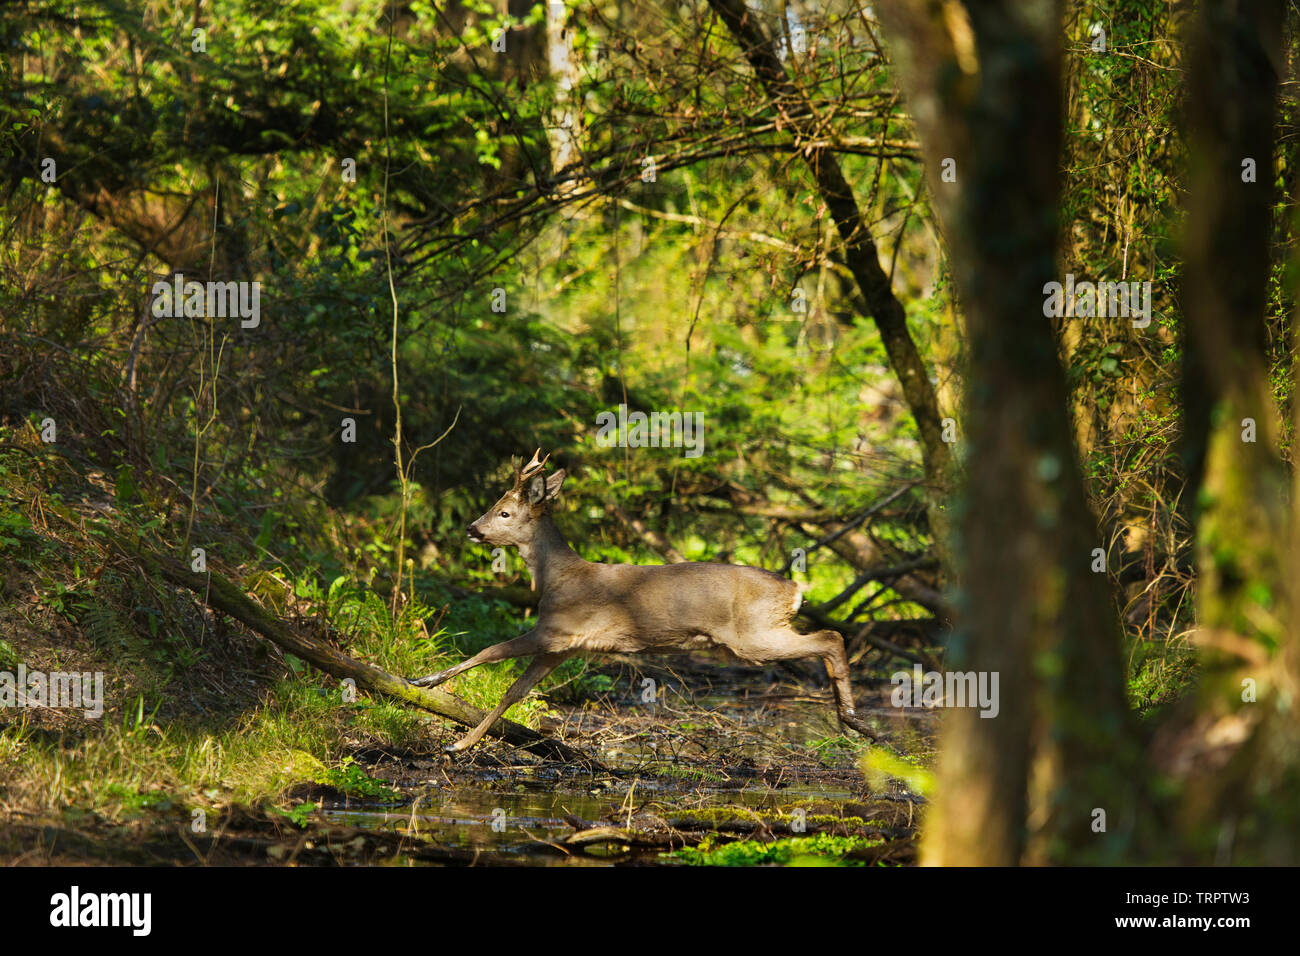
{"left": 840, "top": 713, "right": 874, "bottom": 741}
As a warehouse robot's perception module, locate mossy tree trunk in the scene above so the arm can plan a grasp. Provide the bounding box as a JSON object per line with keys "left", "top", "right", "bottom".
{"left": 879, "top": 0, "right": 1145, "bottom": 864}
{"left": 1178, "top": 0, "right": 1300, "bottom": 863}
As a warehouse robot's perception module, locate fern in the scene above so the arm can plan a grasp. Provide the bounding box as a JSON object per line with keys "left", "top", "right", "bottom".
{"left": 78, "top": 602, "right": 129, "bottom": 651}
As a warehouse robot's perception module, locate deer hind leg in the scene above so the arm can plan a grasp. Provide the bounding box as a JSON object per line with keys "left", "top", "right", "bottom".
{"left": 446, "top": 651, "right": 572, "bottom": 753}
{"left": 409, "top": 628, "right": 547, "bottom": 688}
{"left": 746, "top": 627, "right": 873, "bottom": 740}
{"left": 809, "top": 629, "right": 874, "bottom": 739}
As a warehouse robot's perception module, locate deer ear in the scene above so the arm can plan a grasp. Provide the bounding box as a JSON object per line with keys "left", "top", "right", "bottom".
{"left": 527, "top": 474, "right": 544, "bottom": 504}
{"left": 545, "top": 469, "right": 567, "bottom": 499}
{"left": 528, "top": 469, "right": 566, "bottom": 505}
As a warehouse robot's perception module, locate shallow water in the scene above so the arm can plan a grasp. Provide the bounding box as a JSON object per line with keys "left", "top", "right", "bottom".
{"left": 321, "top": 788, "right": 619, "bottom": 865}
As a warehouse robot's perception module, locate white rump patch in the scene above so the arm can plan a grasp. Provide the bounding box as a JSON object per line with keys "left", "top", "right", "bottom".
{"left": 790, "top": 580, "right": 812, "bottom": 616}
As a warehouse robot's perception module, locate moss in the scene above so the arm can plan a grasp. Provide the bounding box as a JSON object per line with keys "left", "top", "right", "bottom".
{"left": 666, "top": 833, "right": 886, "bottom": 866}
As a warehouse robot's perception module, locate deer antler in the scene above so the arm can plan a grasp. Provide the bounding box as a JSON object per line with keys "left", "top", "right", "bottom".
{"left": 515, "top": 448, "right": 550, "bottom": 487}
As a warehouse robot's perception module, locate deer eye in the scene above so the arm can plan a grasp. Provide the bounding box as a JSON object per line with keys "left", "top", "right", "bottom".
{"left": 499, "top": 511, "right": 510, "bottom": 518}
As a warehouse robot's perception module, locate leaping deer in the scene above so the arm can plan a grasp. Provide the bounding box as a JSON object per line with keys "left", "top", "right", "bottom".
{"left": 411, "top": 450, "right": 874, "bottom": 752}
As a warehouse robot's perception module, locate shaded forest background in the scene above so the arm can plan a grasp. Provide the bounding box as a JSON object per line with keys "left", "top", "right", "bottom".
{"left": 1, "top": 0, "right": 1298, "bottom": 865}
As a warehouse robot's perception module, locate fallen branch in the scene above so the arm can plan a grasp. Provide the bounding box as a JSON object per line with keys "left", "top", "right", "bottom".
{"left": 564, "top": 826, "right": 682, "bottom": 849}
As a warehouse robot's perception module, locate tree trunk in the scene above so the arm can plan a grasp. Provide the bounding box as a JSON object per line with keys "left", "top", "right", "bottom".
{"left": 878, "top": 0, "right": 1144, "bottom": 864}
{"left": 545, "top": 0, "right": 587, "bottom": 196}
{"left": 1177, "top": 0, "right": 1299, "bottom": 863}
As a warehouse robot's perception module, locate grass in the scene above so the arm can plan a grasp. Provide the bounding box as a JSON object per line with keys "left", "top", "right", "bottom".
{"left": 0, "top": 682, "right": 384, "bottom": 819}
{"left": 0, "top": 640, "right": 571, "bottom": 823}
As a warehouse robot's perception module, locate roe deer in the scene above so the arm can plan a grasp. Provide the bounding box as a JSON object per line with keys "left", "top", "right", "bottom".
{"left": 411, "top": 450, "right": 873, "bottom": 752}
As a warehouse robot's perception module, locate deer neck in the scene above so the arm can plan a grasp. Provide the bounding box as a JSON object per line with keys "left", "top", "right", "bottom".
{"left": 518, "top": 514, "right": 582, "bottom": 592}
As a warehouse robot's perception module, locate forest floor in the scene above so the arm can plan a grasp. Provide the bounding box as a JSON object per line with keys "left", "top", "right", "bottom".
{"left": 1, "top": 650, "right": 932, "bottom": 866}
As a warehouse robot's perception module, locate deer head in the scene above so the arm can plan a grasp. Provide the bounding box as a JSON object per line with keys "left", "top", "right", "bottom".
{"left": 466, "top": 449, "right": 567, "bottom": 547}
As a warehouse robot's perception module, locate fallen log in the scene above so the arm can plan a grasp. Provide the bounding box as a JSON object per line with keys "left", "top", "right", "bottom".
{"left": 564, "top": 826, "right": 683, "bottom": 849}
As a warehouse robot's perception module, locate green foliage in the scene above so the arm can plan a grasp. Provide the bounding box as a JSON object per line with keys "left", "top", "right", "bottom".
{"left": 859, "top": 745, "right": 934, "bottom": 797}
{"left": 274, "top": 801, "right": 320, "bottom": 827}
{"left": 1127, "top": 638, "right": 1198, "bottom": 713}
{"left": 0, "top": 509, "right": 30, "bottom": 550}
{"left": 312, "top": 757, "right": 401, "bottom": 803}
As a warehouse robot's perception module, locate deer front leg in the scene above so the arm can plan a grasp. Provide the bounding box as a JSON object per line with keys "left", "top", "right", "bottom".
{"left": 446, "top": 651, "right": 572, "bottom": 753}
{"left": 409, "top": 628, "right": 546, "bottom": 688}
